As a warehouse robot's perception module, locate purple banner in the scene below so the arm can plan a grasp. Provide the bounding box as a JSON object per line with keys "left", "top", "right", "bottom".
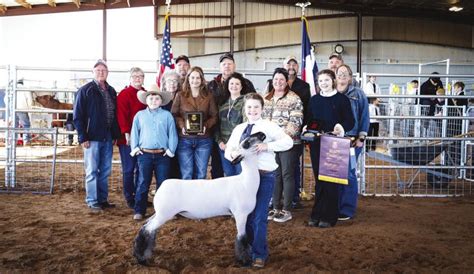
{"left": 318, "top": 135, "right": 351, "bottom": 185}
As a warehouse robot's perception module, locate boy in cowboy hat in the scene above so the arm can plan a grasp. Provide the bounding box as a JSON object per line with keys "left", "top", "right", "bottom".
{"left": 130, "top": 84, "right": 178, "bottom": 220}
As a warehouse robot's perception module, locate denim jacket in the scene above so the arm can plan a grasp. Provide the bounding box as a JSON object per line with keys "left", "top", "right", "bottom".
{"left": 341, "top": 85, "right": 369, "bottom": 137}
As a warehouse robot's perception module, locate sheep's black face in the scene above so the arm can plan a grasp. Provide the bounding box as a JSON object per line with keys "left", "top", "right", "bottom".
{"left": 241, "top": 132, "right": 266, "bottom": 149}
{"left": 232, "top": 132, "right": 266, "bottom": 165}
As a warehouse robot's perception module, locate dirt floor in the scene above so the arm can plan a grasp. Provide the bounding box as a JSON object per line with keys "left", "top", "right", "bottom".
{"left": 1, "top": 190, "right": 474, "bottom": 273}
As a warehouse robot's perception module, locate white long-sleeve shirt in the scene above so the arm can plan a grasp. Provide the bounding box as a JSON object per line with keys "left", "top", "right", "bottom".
{"left": 364, "top": 81, "right": 379, "bottom": 97}
{"left": 225, "top": 118, "right": 293, "bottom": 172}
{"left": 16, "top": 91, "right": 33, "bottom": 109}
{"left": 369, "top": 104, "right": 380, "bottom": 123}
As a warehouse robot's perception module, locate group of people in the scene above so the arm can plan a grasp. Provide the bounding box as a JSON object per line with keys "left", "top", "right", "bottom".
{"left": 72, "top": 52, "right": 371, "bottom": 268}
{"left": 363, "top": 72, "right": 470, "bottom": 151}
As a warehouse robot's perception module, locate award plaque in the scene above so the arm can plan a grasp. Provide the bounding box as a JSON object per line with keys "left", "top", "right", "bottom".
{"left": 185, "top": 111, "right": 203, "bottom": 134}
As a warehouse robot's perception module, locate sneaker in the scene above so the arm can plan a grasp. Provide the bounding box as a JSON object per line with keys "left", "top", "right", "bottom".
{"left": 88, "top": 203, "right": 103, "bottom": 211}
{"left": 100, "top": 201, "right": 116, "bottom": 209}
{"left": 318, "top": 221, "right": 332, "bottom": 228}
{"left": 338, "top": 214, "right": 351, "bottom": 221}
{"left": 308, "top": 219, "right": 319, "bottom": 227}
{"left": 252, "top": 258, "right": 265, "bottom": 268}
{"left": 133, "top": 213, "right": 143, "bottom": 220}
{"left": 267, "top": 209, "right": 281, "bottom": 221}
{"left": 273, "top": 210, "right": 292, "bottom": 223}
{"left": 291, "top": 201, "right": 303, "bottom": 210}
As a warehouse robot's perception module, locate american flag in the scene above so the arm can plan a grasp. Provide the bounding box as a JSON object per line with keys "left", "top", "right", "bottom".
{"left": 301, "top": 16, "right": 318, "bottom": 96}
{"left": 156, "top": 13, "right": 175, "bottom": 87}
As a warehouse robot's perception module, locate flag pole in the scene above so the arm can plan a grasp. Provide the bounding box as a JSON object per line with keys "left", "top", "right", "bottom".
{"left": 296, "top": 2, "right": 318, "bottom": 96}
{"left": 156, "top": 0, "right": 175, "bottom": 86}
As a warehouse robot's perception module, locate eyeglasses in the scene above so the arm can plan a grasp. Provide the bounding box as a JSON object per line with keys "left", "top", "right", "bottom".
{"left": 131, "top": 75, "right": 145, "bottom": 79}
{"left": 166, "top": 79, "right": 179, "bottom": 84}
{"left": 336, "top": 73, "right": 349, "bottom": 78}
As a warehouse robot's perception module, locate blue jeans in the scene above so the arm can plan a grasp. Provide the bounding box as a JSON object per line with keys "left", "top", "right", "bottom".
{"left": 219, "top": 149, "right": 241, "bottom": 176}
{"left": 118, "top": 145, "right": 139, "bottom": 204}
{"left": 15, "top": 112, "right": 31, "bottom": 142}
{"left": 177, "top": 137, "right": 212, "bottom": 179}
{"left": 83, "top": 140, "right": 113, "bottom": 206}
{"left": 338, "top": 146, "right": 362, "bottom": 218}
{"left": 135, "top": 152, "right": 170, "bottom": 215}
{"left": 246, "top": 170, "right": 275, "bottom": 261}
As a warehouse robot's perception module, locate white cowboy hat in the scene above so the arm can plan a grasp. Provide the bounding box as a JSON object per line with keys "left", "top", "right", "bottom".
{"left": 137, "top": 84, "right": 173, "bottom": 106}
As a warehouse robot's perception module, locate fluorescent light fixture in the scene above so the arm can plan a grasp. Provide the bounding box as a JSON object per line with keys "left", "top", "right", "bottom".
{"left": 449, "top": 6, "right": 463, "bottom": 12}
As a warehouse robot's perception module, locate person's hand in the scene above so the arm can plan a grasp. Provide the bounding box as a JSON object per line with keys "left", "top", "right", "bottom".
{"left": 181, "top": 127, "right": 189, "bottom": 136}
{"left": 197, "top": 126, "right": 207, "bottom": 136}
{"left": 125, "top": 133, "right": 130, "bottom": 146}
{"left": 82, "top": 141, "right": 90, "bottom": 149}
{"left": 333, "top": 124, "right": 345, "bottom": 137}
{"left": 302, "top": 125, "right": 308, "bottom": 133}
{"left": 255, "top": 143, "right": 268, "bottom": 153}
{"left": 355, "top": 139, "right": 364, "bottom": 147}
{"left": 219, "top": 142, "right": 226, "bottom": 151}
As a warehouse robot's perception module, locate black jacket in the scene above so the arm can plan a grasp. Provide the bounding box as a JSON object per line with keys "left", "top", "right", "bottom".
{"left": 207, "top": 74, "right": 256, "bottom": 106}
{"left": 73, "top": 81, "right": 121, "bottom": 143}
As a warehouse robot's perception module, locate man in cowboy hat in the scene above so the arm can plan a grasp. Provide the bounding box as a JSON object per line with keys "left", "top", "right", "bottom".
{"left": 130, "top": 84, "right": 178, "bottom": 221}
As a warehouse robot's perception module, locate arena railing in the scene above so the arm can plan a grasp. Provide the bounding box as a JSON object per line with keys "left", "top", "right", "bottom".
{"left": 359, "top": 72, "right": 474, "bottom": 197}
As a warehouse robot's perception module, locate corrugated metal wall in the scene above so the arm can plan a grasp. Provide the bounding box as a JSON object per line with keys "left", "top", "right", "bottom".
{"left": 157, "top": 1, "right": 347, "bottom": 55}
{"left": 156, "top": 1, "right": 473, "bottom": 57}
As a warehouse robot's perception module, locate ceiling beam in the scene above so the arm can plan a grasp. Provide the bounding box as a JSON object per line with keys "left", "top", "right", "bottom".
{"left": 1, "top": 0, "right": 157, "bottom": 16}
{"left": 72, "top": 0, "right": 81, "bottom": 8}
{"left": 14, "top": 0, "right": 32, "bottom": 9}
{"left": 0, "top": 0, "right": 472, "bottom": 25}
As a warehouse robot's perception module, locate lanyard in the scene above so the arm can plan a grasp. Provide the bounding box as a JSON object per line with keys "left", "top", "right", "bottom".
{"left": 227, "top": 98, "right": 236, "bottom": 120}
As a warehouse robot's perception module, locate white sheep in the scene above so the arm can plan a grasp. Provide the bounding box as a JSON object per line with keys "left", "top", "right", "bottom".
{"left": 133, "top": 132, "right": 266, "bottom": 266}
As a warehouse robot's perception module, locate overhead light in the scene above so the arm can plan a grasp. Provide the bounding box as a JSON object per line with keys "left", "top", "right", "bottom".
{"left": 449, "top": 6, "right": 463, "bottom": 12}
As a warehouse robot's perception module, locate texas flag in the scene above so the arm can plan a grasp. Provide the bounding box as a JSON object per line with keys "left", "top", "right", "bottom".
{"left": 156, "top": 13, "right": 175, "bottom": 87}
{"left": 301, "top": 16, "right": 318, "bottom": 96}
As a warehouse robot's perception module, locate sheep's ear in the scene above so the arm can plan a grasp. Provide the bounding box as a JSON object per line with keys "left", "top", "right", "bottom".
{"left": 231, "top": 154, "right": 244, "bottom": 165}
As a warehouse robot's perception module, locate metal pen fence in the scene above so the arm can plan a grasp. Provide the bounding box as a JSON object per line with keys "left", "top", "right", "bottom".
{"left": 0, "top": 65, "right": 128, "bottom": 194}
{"left": 0, "top": 127, "right": 58, "bottom": 194}
{"left": 360, "top": 72, "right": 474, "bottom": 197}
{"left": 2, "top": 66, "right": 474, "bottom": 197}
